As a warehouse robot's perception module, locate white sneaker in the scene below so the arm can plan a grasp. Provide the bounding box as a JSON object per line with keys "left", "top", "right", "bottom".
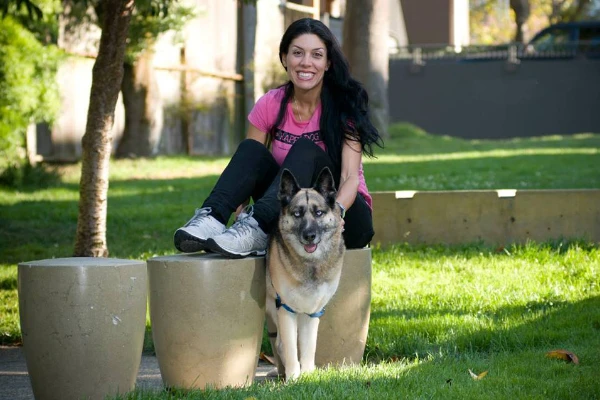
{"left": 174, "top": 207, "right": 226, "bottom": 253}
{"left": 206, "top": 206, "right": 268, "bottom": 258}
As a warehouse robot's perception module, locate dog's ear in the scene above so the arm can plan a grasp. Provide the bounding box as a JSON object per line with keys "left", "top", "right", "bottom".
{"left": 278, "top": 168, "right": 301, "bottom": 207}
{"left": 313, "top": 167, "right": 337, "bottom": 208}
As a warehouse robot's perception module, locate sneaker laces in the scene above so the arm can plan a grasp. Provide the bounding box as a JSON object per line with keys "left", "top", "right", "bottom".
{"left": 184, "top": 207, "right": 213, "bottom": 228}
{"left": 228, "top": 206, "right": 258, "bottom": 238}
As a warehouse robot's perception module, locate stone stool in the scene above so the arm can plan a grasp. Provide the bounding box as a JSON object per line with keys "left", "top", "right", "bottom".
{"left": 147, "top": 253, "right": 265, "bottom": 389}
{"left": 18, "top": 257, "right": 147, "bottom": 400}
{"left": 315, "top": 247, "right": 372, "bottom": 366}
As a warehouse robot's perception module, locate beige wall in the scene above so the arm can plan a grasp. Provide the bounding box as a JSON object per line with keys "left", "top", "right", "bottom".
{"left": 372, "top": 190, "right": 600, "bottom": 247}
{"left": 45, "top": 0, "right": 241, "bottom": 160}
{"left": 254, "top": 0, "right": 286, "bottom": 100}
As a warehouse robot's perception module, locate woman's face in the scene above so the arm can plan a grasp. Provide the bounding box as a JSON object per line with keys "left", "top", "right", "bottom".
{"left": 282, "top": 33, "right": 330, "bottom": 94}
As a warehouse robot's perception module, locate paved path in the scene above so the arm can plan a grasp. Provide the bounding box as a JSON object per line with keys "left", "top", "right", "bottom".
{"left": 0, "top": 346, "right": 273, "bottom": 400}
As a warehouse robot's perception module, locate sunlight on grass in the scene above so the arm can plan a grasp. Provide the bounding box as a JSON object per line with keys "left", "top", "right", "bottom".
{"left": 0, "top": 265, "right": 19, "bottom": 344}
{"left": 369, "top": 147, "right": 599, "bottom": 164}
{"left": 368, "top": 242, "right": 599, "bottom": 360}
{"left": 54, "top": 157, "right": 230, "bottom": 184}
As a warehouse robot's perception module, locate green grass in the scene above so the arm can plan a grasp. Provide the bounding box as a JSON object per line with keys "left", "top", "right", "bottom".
{"left": 1, "top": 123, "right": 599, "bottom": 398}
{"left": 368, "top": 124, "right": 600, "bottom": 190}
{"left": 113, "top": 243, "right": 600, "bottom": 399}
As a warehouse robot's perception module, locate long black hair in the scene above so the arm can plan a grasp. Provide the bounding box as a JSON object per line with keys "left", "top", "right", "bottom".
{"left": 268, "top": 18, "right": 383, "bottom": 168}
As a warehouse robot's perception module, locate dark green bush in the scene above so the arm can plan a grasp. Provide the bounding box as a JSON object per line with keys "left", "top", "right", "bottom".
{"left": 0, "top": 159, "right": 61, "bottom": 188}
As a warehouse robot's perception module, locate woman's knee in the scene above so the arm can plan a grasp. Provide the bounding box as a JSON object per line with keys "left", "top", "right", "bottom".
{"left": 343, "top": 227, "right": 374, "bottom": 249}
{"left": 284, "top": 138, "right": 332, "bottom": 175}
{"left": 237, "top": 138, "right": 269, "bottom": 154}
{"left": 288, "top": 137, "right": 324, "bottom": 157}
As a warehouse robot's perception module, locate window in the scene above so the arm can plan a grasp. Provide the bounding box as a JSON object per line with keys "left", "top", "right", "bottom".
{"left": 529, "top": 28, "right": 572, "bottom": 52}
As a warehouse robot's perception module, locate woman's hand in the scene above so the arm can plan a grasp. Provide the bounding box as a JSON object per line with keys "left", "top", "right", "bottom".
{"left": 235, "top": 199, "right": 250, "bottom": 217}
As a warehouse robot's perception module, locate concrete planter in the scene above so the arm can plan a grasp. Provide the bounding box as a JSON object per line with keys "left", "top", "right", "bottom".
{"left": 18, "top": 257, "right": 147, "bottom": 400}
{"left": 147, "top": 254, "right": 265, "bottom": 389}
{"left": 315, "top": 248, "right": 372, "bottom": 367}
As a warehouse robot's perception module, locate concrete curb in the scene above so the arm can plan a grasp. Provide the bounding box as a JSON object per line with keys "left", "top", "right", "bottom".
{"left": 0, "top": 346, "right": 274, "bottom": 399}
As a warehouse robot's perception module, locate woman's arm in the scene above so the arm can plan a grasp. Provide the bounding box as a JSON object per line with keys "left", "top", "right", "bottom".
{"left": 336, "top": 138, "right": 362, "bottom": 212}
{"left": 247, "top": 123, "right": 268, "bottom": 144}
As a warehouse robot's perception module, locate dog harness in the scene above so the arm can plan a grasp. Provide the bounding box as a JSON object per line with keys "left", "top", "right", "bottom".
{"left": 275, "top": 294, "right": 325, "bottom": 318}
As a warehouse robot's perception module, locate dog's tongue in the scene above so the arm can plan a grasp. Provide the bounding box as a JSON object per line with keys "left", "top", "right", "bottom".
{"left": 304, "top": 244, "right": 318, "bottom": 253}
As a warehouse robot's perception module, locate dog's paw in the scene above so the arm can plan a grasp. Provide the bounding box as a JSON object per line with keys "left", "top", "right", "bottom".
{"left": 285, "top": 362, "right": 301, "bottom": 382}
{"left": 301, "top": 362, "right": 315, "bottom": 374}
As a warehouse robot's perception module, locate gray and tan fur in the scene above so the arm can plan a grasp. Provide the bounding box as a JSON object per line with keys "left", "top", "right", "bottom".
{"left": 266, "top": 167, "right": 345, "bottom": 380}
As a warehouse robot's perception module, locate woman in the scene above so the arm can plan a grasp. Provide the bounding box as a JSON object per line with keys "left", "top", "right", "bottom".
{"left": 174, "top": 18, "right": 383, "bottom": 258}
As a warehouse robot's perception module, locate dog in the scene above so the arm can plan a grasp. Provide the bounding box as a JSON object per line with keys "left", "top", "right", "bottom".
{"left": 265, "top": 167, "right": 345, "bottom": 380}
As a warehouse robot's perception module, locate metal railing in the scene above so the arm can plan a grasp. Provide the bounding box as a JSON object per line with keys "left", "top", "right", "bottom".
{"left": 390, "top": 41, "right": 600, "bottom": 64}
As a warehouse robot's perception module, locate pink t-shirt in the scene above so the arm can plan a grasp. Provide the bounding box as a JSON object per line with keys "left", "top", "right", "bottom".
{"left": 248, "top": 87, "right": 372, "bottom": 208}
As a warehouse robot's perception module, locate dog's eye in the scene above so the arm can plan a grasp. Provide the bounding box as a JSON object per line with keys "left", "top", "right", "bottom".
{"left": 315, "top": 210, "right": 323, "bottom": 217}
{"left": 293, "top": 210, "right": 302, "bottom": 218}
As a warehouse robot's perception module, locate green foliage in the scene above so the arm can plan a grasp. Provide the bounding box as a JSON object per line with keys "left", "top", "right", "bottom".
{"left": 470, "top": 1, "right": 515, "bottom": 44}
{"left": 0, "top": 0, "right": 43, "bottom": 20}
{"left": 470, "top": 0, "right": 598, "bottom": 44}
{"left": 0, "top": 16, "right": 62, "bottom": 170}
{"left": 125, "top": 1, "right": 196, "bottom": 63}
{"left": 2, "top": 0, "right": 62, "bottom": 44}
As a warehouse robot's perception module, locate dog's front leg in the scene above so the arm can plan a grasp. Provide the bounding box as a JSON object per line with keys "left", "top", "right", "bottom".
{"left": 265, "top": 299, "right": 285, "bottom": 377}
{"left": 298, "top": 314, "right": 320, "bottom": 374}
{"left": 277, "top": 307, "right": 300, "bottom": 380}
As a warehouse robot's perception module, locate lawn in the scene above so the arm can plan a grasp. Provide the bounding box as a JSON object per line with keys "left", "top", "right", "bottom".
{"left": 1, "top": 123, "right": 599, "bottom": 399}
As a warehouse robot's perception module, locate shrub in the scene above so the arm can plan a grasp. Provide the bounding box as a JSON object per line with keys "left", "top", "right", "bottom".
{"left": 0, "top": 159, "right": 61, "bottom": 188}
{"left": 0, "top": 16, "right": 61, "bottom": 171}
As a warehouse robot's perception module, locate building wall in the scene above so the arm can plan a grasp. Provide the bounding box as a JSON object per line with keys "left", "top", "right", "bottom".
{"left": 400, "top": 0, "right": 469, "bottom": 46}
{"left": 40, "top": 0, "right": 242, "bottom": 160}
{"left": 400, "top": 0, "right": 452, "bottom": 44}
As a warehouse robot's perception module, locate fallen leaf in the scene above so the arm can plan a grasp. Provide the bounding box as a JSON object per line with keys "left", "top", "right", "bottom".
{"left": 546, "top": 349, "right": 579, "bottom": 364}
{"left": 468, "top": 369, "right": 488, "bottom": 380}
{"left": 259, "top": 352, "right": 276, "bottom": 365}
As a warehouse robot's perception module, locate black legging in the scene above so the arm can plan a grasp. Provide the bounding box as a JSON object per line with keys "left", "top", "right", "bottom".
{"left": 201, "top": 138, "right": 374, "bottom": 249}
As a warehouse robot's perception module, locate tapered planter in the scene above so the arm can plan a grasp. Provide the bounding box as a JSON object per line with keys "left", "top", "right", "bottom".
{"left": 315, "top": 248, "right": 372, "bottom": 366}
{"left": 147, "top": 253, "right": 266, "bottom": 389}
{"left": 18, "top": 257, "right": 147, "bottom": 400}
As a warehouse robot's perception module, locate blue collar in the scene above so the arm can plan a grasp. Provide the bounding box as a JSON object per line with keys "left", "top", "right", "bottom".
{"left": 275, "top": 293, "right": 325, "bottom": 318}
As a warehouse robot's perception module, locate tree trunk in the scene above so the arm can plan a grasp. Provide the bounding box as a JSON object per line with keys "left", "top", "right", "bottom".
{"left": 510, "top": 0, "right": 530, "bottom": 43}
{"left": 342, "top": 0, "right": 389, "bottom": 138}
{"left": 115, "top": 48, "right": 163, "bottom": 158}
{"left": 73, "top": 0, "right": 134, "bottom": 257}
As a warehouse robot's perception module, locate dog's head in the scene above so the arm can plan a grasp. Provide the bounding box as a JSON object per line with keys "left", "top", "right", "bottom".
{"left": 277, "top": 167, "right": 342, "bottom": 256}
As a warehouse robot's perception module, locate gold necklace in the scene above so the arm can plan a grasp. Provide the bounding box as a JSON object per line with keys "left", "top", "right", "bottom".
{"left": 293, "top": 97, "right": 303, "bottom": 123}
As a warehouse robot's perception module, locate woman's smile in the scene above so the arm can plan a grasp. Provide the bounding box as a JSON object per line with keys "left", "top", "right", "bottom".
{"left": 297, "top": 71, "right": 315, "bottom": 80}
{"left": 283, "top": 33, "right": 330, "bottom": 93}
